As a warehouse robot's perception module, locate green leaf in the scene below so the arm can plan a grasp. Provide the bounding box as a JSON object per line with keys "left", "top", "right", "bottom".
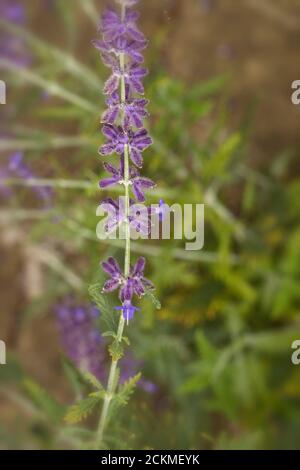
{"left": 64, "top": 393, "right": 103, "bottom": 424}
{"left": 108, "top": 373, "right": 141, "bottom": 422}
{"left": 89, "top": 284, "right": 118, "bottom": 334}
{"left": 116, "top": 373, "right": 141, "bottom": 407}
{"left": 145, "top": 289, "right": 162, "bottom": 310}
{"left": 23, "top": 379, "right": 64, "bottom": 422}
{"left": 82, "top": 371, "right": 104, "bottom": 391}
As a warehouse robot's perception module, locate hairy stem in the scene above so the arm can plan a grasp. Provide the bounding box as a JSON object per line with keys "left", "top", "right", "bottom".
{"left": 96, "top": 3, "right": 129, "bottom": 448}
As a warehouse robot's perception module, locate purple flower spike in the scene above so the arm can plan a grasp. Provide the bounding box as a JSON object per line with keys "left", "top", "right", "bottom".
{"left": 95, "top": 0, "right": 156, "bottom": 325}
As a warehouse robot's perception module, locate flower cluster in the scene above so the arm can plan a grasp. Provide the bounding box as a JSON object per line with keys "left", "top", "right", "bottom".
{"left": 93, "top": 0, "right": 155, "bottom": 321}
{"left": 102, "top": 256, "right": 154, "bottom": 301}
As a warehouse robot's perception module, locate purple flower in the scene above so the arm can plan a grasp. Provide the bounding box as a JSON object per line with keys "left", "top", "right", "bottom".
{"left": 55, "top": 301, "right": 106, "bottom": 381}
{"left": 102, "top": 256, "right": 154, "bottom": 302}
{"left": 99, "top": 58, "right": 148, "bottom": 96}
{"left": 115, "top": 301, "right": 140, "bottom": 323}
{"left": 102, "top": 86, "right": 149, "bottom": 129}
{"left": 101, "top": 8, "right": 145, "bottom": 43}
{"left": 99, "top": 196, "right": 153, "bottom": 235}
{"left": 99, "top": 124, "right": 152, "bottom": 168}
{"left": 93, "top": 37, "right": 148, "bottom": 67}
{"left": 99, "top": 156, "right": 155, "bottom": 202}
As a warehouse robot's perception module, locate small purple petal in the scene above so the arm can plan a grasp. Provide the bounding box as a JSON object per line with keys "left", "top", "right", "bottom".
{"left": 130, "top": 148, "right": 143, "bottom": 167}
{"left": 132, "top": 256, "right": 146, "bottom": 276}
{"left": 104, "top": 74, "right": 119, "bottom": 95}
{"left": 99, "top": 143, "right": 115, "bottom": 156}
{"left": 99, "top": 176, "right": 119, "bottom": 188}
{"left": 103, "top": 278, "right": 120, "bottom": 293}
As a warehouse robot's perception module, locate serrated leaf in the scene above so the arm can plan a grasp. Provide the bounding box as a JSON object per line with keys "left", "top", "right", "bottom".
{"left": 89, "top": 284, "right": 118, "bottom": 333}
{"left": 64, "top": 393, "right": 102, "bottom": 424}
{"left": 145, "top": 289, "right": 161, "bottom": 310}
{"left": 107, "top": 373, "right": 141, "bottom": 423}
{"left": 82, "top": 371, "right": 104, "bottom": 391}
{"left": 117, "top": 373, "right": 141, "bottom": 406}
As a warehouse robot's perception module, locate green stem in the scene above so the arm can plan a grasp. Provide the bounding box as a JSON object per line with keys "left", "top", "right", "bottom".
{"left": 96, "top": 3, "right": 130, "bottom": 448}
{"left": 96, "top": 314, "right": 125, "bottom": 447}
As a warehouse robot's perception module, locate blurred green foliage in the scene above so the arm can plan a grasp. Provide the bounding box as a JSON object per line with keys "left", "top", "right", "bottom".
{"left": 0, "top": 0, "right": 300, "bottom": 450}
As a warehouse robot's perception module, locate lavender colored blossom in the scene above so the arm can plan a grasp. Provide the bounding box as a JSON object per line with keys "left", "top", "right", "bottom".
{"left": 98, "top": 58, "right": 148, "bottom": 95}
{"left": 100, "top": 196, "right": 153, "bottom": 235}
{"left": 101, "top": 8, "right": 145, "bottom": 43}
{"left": 102, "top": 256, "right": 154, "bottom": 302}
{"left": 99, "top": 124, "right": 152, "bottom": 168}
{"left": 99, "top": 156, "right": 155, "bottom": 202}
{"left": 93, "top": 36, "right": 147, "bottom": 67}
{"left": 102, "top": 87, "right": 149, "bottom": 129}
{"left": 115, "top": 301, "right": 140, "bottom": 323}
